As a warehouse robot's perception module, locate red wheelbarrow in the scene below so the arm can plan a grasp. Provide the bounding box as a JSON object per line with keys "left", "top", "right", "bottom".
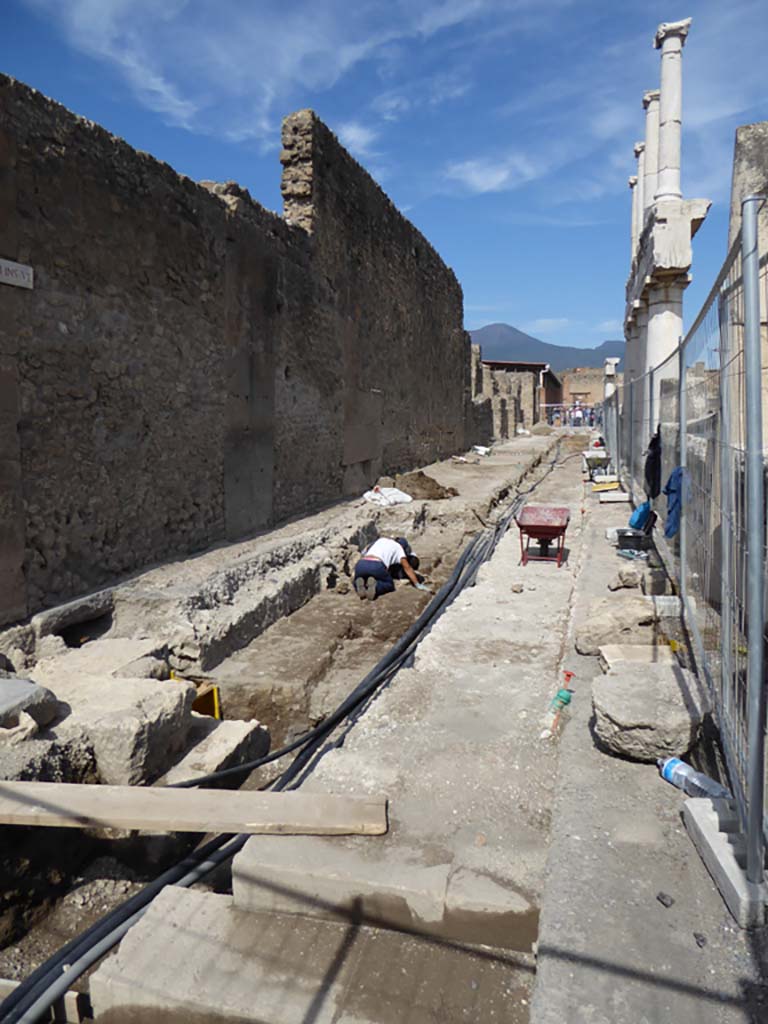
{"left": 515, "top": 505, "right": 570, "bottom": 567}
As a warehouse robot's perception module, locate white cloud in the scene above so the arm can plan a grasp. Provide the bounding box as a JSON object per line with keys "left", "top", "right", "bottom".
{"left": 337, "top": 121, "right": 379, "bottom": 159}
{"left": 20, "top": 0, "right": 495, "bottom": 142}
{"left": 444, "top": 152, "right": 541, "bottom": 193}
{"left": 524, "top": 317, "right": 570, "bottom": 333}
{"left": 371, "top": 69, "right": 470, "bottom": 124}
{"left": 372, "top": 92, "right": 412, "bottom": 121}
{"left": 596, "top": 319, "right": 622, "bottom": 333}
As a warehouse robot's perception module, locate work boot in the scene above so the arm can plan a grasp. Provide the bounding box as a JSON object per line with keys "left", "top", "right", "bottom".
{"left": 354, "top": 578, "right": 367, "bottom": 600}
{"left": 365, "top": 578, "right": 377, "bottom": 601}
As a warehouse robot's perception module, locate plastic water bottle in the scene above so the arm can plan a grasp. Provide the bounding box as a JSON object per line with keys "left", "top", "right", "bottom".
{"left": 658, "top": 757, "right": 731, "bottom": 799}
{"left": 540, "top": 688, "right": 573, "bottom": 738}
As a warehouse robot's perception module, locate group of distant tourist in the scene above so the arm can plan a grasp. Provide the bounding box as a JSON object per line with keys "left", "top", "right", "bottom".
{"left": 545, "top": 405, "right": 601, "bottom": 428}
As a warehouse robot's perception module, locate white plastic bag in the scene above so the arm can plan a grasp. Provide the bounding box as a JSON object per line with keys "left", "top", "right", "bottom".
{"left": 362, "top": 486, "right": 413, "bottom": 507}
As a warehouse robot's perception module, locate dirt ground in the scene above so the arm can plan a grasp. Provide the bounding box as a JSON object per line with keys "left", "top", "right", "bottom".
{"left": 0, "top": 436, "right": 565, "bottom": 998}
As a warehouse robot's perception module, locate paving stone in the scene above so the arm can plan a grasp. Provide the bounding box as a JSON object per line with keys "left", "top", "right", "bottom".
{"left": 0, "top": 678, "right": 59, "bottom": 728}
{"left": 161, "top": 715, "right": 270, "bottom": 786}
{"left": 574, "top": 595, "right": 658, "bottom": 655}
{"left": 597, "top": 644, "right": 677, "bottom": 672}
{"left": 233, "top": 834, "right": 449, "bottom": 927}
{"left": 592, "top": 663, "right": 710, "bottom": 762}
{"left": 90, "top": 887, "right": 533, "bottom": 1024}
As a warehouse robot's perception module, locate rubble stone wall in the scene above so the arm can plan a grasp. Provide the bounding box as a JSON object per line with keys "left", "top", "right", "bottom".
{"left": 502, "top": 371, "right": 536, "bottom": 426}
{"left": 560, "top": 367, "right": 605, "bottom": 406}
{"left": 0, "top": 77, "right": 468, "bottom": 623}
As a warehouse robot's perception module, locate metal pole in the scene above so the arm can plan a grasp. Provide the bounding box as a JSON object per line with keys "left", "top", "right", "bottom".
{"left": 649, "top": 366, "right": 655, "bottom": 441}
{"left": 628, "top": 378, "right": 634, "bottom": 500}
{"left": 718, "top": 296, "right": 733, "bottom": 723}
{"left": 741, "top": 195, "right": 766, "bottom": 887}
{"left": 678, "top": 337, "right": 687, "bottom": 605}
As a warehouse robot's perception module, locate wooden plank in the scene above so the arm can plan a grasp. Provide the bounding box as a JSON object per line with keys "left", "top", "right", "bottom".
{"left": 0, "top": 781, "right": 388, "bottom": 836}
{"left": 0, "top": 978, "right": 89, "bottom": 1022}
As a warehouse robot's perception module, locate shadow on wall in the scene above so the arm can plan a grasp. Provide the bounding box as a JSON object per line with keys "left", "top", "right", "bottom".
{"left": 0, "top": 81, "right": 470, "bottom": 625}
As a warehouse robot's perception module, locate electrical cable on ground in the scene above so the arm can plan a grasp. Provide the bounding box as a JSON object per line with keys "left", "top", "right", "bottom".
{"left": 0, "top": 437, "right": 568, "bottom": 1024}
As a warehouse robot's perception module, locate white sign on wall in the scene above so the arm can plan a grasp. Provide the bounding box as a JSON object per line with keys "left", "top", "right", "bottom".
{"left": 0, "top": 258, "right": 34, "bottom": 290}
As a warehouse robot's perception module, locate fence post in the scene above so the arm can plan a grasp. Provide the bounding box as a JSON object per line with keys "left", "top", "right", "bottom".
{"left": 741, "top": 195, "right": 766, "bottom": 888}
{"left": 678, "top": 339, "right": 687, "bottom": 605}
{"left": 628, "top": 378, "right": 634, "bottom": 500}
{"left": 718, "top": 297, "right": 733, "bottom": 723}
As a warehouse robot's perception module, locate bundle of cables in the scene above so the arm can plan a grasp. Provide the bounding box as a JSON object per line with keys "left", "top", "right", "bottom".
{"left": 2, "top": 440, "right": 561, "bottom": 1024}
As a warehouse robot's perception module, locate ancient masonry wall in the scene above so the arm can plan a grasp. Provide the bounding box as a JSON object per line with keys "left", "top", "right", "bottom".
{"left": 0, "top": 77, "right": 470, "bottom": 624}
{"left": 560, "top": 367, "right": 607, "bottom": 407}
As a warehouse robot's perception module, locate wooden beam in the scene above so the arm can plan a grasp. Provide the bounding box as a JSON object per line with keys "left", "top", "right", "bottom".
{"left": 0, "top": 781, "right": 388, "bottom": 836}
{"left": 0, "top": 978, "right": 89, "bottom": 1022}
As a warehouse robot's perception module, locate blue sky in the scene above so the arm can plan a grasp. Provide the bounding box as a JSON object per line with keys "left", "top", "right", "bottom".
{"left": 3, "top": 1, "right": 767, "bottom": 349}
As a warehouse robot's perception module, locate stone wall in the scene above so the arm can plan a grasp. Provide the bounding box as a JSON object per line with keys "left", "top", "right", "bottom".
{"left": 560, "top": 367, "right": 606, "bottom": 406}
{"left": 469, "top": 359, "right": 523, "bottom": 440}
{"left": 502, "top": 372, "right": 536, "bottom": 427}
{"left": 0, "top": 77, "right": 469, "bottom": 624}
{"left": 728, "top": 121, "right": 768, "bottom": 249}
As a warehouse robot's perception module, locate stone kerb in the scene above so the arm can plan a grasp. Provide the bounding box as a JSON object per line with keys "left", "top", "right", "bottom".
{"left": 592, "top": 662, "right": 710, "bottom": 761}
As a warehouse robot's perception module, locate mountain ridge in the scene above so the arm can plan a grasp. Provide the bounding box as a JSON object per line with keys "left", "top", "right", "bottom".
{"left": 470, "top": 322, "right": 624, "bottom": 371}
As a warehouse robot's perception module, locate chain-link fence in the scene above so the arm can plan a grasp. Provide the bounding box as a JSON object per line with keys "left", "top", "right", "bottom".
{"left": 606, "top": 199, "right": 767, "bottom": 888}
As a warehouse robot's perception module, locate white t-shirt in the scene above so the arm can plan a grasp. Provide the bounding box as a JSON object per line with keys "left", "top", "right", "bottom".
{"left": 364, "top": 538, "right": 406, "bottom": 568}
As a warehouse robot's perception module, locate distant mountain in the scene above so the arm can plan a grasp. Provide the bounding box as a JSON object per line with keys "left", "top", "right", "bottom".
{"left": 470, "top": 323, "right": 624, "bottom": 372}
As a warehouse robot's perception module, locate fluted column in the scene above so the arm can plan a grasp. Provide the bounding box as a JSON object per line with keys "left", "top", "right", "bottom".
{"left": 654, "top": 18, "right": 691, "bottom": 202}
{"left": 629, "top": 176, "right": 638, "bottom": 260}
{"left": 634, "top": 142, "right": 645, "bottom": 223}
{"left": 642, "top": 90, "right": 660, "bottom": 215}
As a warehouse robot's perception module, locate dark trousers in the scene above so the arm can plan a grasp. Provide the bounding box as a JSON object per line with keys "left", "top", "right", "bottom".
{"left": 354, "top": 558, "right": 395, "bottom": 596}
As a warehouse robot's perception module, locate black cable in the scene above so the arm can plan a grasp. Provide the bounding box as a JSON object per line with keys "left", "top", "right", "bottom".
{"left": 0, "top": 531, "right": 484, "bottom": 1023}
{"left": 1, "top": 450, "right": 563, "bottom": 1023}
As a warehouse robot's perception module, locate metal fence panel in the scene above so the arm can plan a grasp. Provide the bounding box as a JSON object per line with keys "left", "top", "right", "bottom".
{"left": 608, "top": 208, "right": 767, "bottom": 876}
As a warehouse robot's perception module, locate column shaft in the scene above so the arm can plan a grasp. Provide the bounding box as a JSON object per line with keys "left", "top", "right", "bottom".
{"left": 629, "top": 177, "right": 638, "bottom": 261}
{"left": 643, "top": 91, "right": 660, "bottom": 215}
{"left": 654, "top": 19, "right": 691, "bottom": 202}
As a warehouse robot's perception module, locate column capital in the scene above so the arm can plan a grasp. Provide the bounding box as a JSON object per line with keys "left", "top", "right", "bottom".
{"left": 634, "top": 141, "right": 645, "bottom": 157}
{"left": 628, "top": 175, "right": 638, "bottom": 188}
{"left": 654, "top": 18, "right": 691, "bottom": 50}
{"left": 643, "top": 89, "right": 660, "bottom": 109}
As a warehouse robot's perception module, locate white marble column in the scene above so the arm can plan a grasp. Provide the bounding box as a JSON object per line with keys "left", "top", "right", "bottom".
{"left": 654, "top": 18, "right": 691, "bottom": 202}
{"left": 646, "top": 280, "right": 683, "bottom": 373}
{"left": 646, "top": 278, "right": 685, "bottom": 430}
{"left": 629, "top": 176, "right": 638, "bottom": 261}
{"left": 642, "top": 90, "right": 660, "bottom": 215}
{"left": 604, "top": 357, "right": 620, "bottom": 401}
{"left": 634, "top": 141, "right": 645, "bottom": 224}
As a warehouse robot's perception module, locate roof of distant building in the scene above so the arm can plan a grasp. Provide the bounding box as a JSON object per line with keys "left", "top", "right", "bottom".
{"left": 481, "top": 360, "right": 562, "bottom": 386}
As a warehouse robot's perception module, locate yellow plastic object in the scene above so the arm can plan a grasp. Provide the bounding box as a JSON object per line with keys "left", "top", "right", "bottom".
{"left": 592, "top": 480, "right": 619, "bottom": 492}
{"left": 193, "top": 683, "right": 221, "bottom": 720}
{"left": 170, "top": 671, "right": 221, "bottom": 720}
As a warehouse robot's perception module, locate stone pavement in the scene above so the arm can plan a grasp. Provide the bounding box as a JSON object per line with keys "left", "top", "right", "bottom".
{"left": 84, "top": 434, "right": 768, "bottom": 1020}
{"left": 530, "top": 487, "right": 767, "bottom": 1023}
{"left": 90, "top": 435, "right": 587, "bottom": 1022}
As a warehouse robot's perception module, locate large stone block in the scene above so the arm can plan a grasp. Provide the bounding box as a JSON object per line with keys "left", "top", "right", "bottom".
{"left": 233, "top": 834, "right": 449, "bottom": 927}
{"left": 592, "top": 663, "right": 710, "bottom": 762}
{"left": 161, "top": 715, "right": 270, "bottom": 787}
{"left": 45, "top": 676, "right": 196, "bottom": 785}
{"left": 574, "top": 596, "right": 658, "bottom": 655}
{"left": 27, "top": 639, "right": 195, "bottom": 783}
{"left": 0, "top": 678, "right": 59, "bottom": 728}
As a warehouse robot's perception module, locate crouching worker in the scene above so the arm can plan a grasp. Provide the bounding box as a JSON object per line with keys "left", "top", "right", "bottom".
{"left": 354, "top": 536, "right": 428, "bottom": 601}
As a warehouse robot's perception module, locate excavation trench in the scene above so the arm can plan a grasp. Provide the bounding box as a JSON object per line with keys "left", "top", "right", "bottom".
{"left": 0, "top": 436, "right": 567, "bottom": 1001}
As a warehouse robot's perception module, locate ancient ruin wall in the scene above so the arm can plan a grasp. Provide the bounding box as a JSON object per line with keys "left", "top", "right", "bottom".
{"left": 279, "top": 111, "right": 469, "bottom": 499}
{"left": 0, "top": 78, "right": 469, "bottom": 623}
